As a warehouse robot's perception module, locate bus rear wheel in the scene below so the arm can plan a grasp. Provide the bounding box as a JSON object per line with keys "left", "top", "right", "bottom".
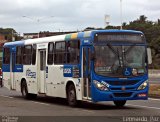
{"left": 21, "top": 81, "right": 29, "bottom": 99}
{"left": 67, "top": 84, "right": 77, "bottom": 106}
{"left": 21, "top": 81, "right": 37, "bottom": 99}
{"left": 113, "top": 100, "right": 126, "bottom": 107}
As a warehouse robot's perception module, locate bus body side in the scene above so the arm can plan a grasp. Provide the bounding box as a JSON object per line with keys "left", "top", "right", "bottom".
{"left": 2, "top": 34, "right": 84, "bottom": 101}
{"left": 2, "top": 30, "right": 149, "bottom": 107}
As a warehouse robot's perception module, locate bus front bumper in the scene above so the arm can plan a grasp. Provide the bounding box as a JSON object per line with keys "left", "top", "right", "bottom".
{"left": 91, "top": 87, "right": 148, "bottom": 102}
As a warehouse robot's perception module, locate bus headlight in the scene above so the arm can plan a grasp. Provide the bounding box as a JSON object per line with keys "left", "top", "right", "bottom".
{"left": 137, "top": 80, "right": 148, "bottom": 90}
{"left": 93, "top": 80, "right": 109, "bottom": 91}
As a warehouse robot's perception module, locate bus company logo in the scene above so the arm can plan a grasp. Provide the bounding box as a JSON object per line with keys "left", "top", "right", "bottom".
{"left": 63, "top": 68, "right": 72, "bottom": 74}
{"left": 26, "top": 69, "right": 36, "bottom": 78}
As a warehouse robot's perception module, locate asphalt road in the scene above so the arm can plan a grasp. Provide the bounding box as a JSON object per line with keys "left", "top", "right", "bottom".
{"left": 0, "top": 87, "right": 160, "bottom": 122}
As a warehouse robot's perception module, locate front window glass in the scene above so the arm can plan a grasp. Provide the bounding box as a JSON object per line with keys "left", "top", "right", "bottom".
{"left": 94, "top": 45, "right": 146, "bottom": 77}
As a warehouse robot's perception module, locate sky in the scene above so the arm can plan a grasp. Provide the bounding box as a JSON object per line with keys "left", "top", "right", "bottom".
{"left": 0, "top": 0, "right": 160, "bottom": 34}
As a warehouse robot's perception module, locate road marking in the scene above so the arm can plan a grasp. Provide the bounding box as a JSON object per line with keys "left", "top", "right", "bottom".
{"left": 1, "top": 94, "right": 160, "bottom": 110}
{"left": 81, "top": 110, "right": 95, "bottom": 113}
{"left": 149, "top": 98, "right": 160, "bottom": 101}
{"left": 0, "top": 95, "right": 51, "bottom": 106}
{"left": 0, "top": 95, "right": 13, "bottom": 99}
{"left": 127, "top": 104, "right": 160, "bottom": 110}
{"left": 31, "top": 101, "right": 51, "bottom": 106}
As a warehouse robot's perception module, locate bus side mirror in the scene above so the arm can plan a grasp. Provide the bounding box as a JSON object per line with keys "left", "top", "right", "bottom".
{"left": 147, "top": 48, "right": 152, "bottom": 64}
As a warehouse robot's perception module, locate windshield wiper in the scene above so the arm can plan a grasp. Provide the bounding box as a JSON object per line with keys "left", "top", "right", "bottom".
{"left": 107, "top": 43, "right": 122, "bottom": 67}
{"left": 122, "top": 44, "right": 136, "bottom": 66}
{"left": 125, "top": 44, "right": 136, "bottom": 55}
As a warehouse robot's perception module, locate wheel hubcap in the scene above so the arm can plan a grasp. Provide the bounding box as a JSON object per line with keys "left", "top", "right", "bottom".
{"left": 22, "top": 86, "right": 26, "bottom": 96}
{"left": 69, "top": 90, "right": 75, "bottom": 102}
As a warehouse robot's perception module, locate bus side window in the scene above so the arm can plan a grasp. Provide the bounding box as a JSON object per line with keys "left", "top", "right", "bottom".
{"left": 16, "top": 46, "right": 22, "bottom": 64}
{"left": 32, "top": 44, "right": 37, "bottom": 65}
{"left": 66, "top": 40, "right": 80, "bottom": 64}
{"left": 47, "top": 42, "right": 54, "bottom": 65}
{"left": 54, "top": 41, "right": 66, "bottom": 64}
{"left": 3, "top": 48, "right": 10, "bottom": 64}
{"left": 23, "top": 45, "right": 32, "bottom": 65}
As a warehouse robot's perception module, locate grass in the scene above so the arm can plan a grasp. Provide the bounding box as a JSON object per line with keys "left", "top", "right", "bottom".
{"left": 149, "top": 84, "right": 160, "bottom": 98}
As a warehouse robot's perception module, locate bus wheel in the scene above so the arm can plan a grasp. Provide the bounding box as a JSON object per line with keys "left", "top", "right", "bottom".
{"left": 67, "top": 84, "right": 77, "bottom": 106}
{"left": 21, "top": 81, "right": 37, "bottom": 99}
{"left": 113, "top": 100, "right": 126, "bottom": 107}
{"left": 21, "top": 81, "right": 29, "bottom": 99}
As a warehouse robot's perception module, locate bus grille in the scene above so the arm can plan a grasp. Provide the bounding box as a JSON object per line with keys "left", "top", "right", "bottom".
{"left": 107, "top": 80, "right": 139, "bottom": 86}
{"left": 113, "top": 93, "right": 132, "bottom": 98}
{"left": 110, "top": 87, "right": 135, "bottom": 91}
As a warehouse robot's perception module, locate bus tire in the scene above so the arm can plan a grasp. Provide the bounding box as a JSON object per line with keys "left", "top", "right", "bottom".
{"left": 31, "top": 94, "right": 37, "bottom": 99}
{"left": 113, "top": 100, "right": 126, "bottom": 107}
{"left": 21, "top": 81, "right": 37, "bottom": 99}
{"left": 21, "top": 81, "right": 29, "bottom": 99}
{"left": 67, "top": 84, "right": 77, "bottom": 107}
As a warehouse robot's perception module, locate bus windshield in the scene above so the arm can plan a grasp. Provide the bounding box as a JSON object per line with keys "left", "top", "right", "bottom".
{"left": 94, "top": 45, "right": 147, "bottom": 77}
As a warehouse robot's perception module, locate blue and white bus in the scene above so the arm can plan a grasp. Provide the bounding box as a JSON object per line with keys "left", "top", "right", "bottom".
{"left": 2, "top": 30, "right": 152, "bottom": 107}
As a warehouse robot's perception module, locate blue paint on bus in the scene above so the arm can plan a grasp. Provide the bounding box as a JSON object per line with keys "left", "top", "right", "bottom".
{"left": 2, "top": 64, "right": 10, "bottom": 72}
{"left": 3, "top": 41, "right": 24, "bottom": 73}
{"left": 63, "top": 65, "right": 73, "bottom": 77}
{"left": 13, "top": 65, "right": 23, "bottom": 72}
{"left": 4, "top": 40, "right": 24, "bottom": 47}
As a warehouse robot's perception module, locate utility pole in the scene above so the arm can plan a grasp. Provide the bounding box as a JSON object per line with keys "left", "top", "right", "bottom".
{"left": 120, "top": 0, "right": 123, "bottom": 30}
{"left": 11, "top": 29, "right": 15, "bottom": 41}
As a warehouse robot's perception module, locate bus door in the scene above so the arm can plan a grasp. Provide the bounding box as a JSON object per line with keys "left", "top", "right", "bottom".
{"left": 82, "top": 46, "right": 91, "bottom": 100}
{"left": 10, "top": 52, "right": 16, "bottom": 90}
{"left": 38, "top": 49, "right": 46, "bottom": 93}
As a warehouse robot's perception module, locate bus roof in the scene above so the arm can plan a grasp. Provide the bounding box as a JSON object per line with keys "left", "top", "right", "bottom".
{"left": 3, "top": 40, "right": 24, "bottom": 47}
{"left": 3, "top": 29, "right": 143, "bottom": 47}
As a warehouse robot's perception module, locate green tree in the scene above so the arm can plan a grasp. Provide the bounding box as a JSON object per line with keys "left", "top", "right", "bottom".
{"left": 103, "top": 15, "right": 160, "bottom": 69}
{"left": 0, "top": 28, "right": 19, "bottom": 41}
